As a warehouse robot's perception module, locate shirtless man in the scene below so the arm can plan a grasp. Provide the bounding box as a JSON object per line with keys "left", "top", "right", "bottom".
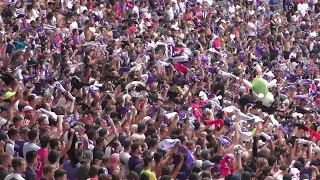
{"left": 282, "top": 32, "right": 291, "bottom": 60}
{"left": 84, "top": 19, "right": 93, "bottom": 42}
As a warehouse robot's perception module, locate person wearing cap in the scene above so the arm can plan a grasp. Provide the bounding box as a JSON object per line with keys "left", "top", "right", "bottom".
{"left": 200, "top": 160, "right": 214, "bottom": 175}
{"left": 22, "top": 106, "right": 34, "bottom": 128}
{"left": 4, "top": 91, "right": 16, "bottom": 102}
{"left": 76, "top": 150, "right": 93, "bottom": 180}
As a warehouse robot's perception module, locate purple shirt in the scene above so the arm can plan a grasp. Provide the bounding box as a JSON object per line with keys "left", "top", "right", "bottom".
{"left": 128, "top": 155, "right": 142, "bottom": 171}
{"left": 14, "top": 140, "right": 25, "bottom": 158}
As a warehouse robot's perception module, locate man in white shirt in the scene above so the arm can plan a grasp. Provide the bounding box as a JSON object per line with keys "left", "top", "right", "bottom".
{"left": 247, "top": 17, "right": 257, "bottom": 38}
{"left": 4, "top": 157, "right": 26, "bottom": 180}
{"left": 297, "top": 0, "right": 309, "bottom": 17}
{"left": 6, "top": 128, "right": 19, "bottom": 156}
{"left": 70, "top": 15, "right": 79, "bottom": 31}
{"left": 23, "top": 129, "right": 40, "bottom": 159}
{"left": 119, "top": 139, "right": 132, "bottom": 176}
{"left": 178, "top": 0, "right": 186, "bottom": 14}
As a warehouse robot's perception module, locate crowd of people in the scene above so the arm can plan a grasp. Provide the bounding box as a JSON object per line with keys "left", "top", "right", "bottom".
{"left": 0, "top": 0, "right": 319, "bottom": 179}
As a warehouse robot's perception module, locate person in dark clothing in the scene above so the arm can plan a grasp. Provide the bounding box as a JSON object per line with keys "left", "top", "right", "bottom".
{"left": 0, "top": 153, "right": 12, "bottom": 180}
{"left": 24, "top": 151, "right": 37, "bottom": 180}
{"left": 128, "top": 143, "right": 142, "bottom": 171}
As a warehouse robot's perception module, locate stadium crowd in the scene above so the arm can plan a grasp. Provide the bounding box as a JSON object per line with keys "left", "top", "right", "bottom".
{"left": 0, "top": 0, "right": 320, "bottom": 179}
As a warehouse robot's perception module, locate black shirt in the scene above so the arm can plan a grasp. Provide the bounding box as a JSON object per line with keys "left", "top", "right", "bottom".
{"left": 92, "top": 148, "right": 104, "bottom": 161}
{"left": 0, "top": 167, "right": 9, "bottom": 180}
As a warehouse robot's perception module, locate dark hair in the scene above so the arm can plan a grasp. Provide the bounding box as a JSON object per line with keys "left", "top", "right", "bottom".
{"left": 160, "top": 175, "right": 171, "bottom": 180}
{"left": 143, "top": 155, "right": 153, "bottom": 167}
{"left": 12, "top": 116, "right": 23, "bottom": 125}
{"left": 96, "top": 137, "right": 105, "bottom": 147}
{"left": 130, "top": 143, "right": 140, "bottom": 153}
{"left": 12, "top": 157, "right": 24, "bottom": 170}
{"left": 161, "top": 166, "right": 170, "bottom": 176}
{"left": 26, "top": 151, "right": 37, "bottom": 164}
{"left": 137, "top": 123, "right": 146, "bottom": 133}
{"left": 68, "top": 148, "right": 82, "bottom": 168}
{"left": 148, "top": 138, "right": 158, "bottom": 149}
{"left": 153, "top": 152, "right": 163, "bottom": 164}
{"left": 54, "top": 169, "right": 67, "bottom": 179}
{"left": 49, "top": 138, "right": 60, "bottom": 150}
{"left": 139, "top": 172, "right": 150, "bottom": 180}
{"left": 127, "top": 171, "right": 139, "bottom": 180}
{"left": 48, "top": 150, "right": 60, "bottom": 164}
{"left": 88, "top": 165, "right": 100, "bottom": 178}
{"left": 123, "top": 138, "right": 132, "bottom": 149}
{"left": 40, "top": 135, "right": 51, "bottom": 148}
{"left": 7, "top": 128, "right": 18, "bottom": 138}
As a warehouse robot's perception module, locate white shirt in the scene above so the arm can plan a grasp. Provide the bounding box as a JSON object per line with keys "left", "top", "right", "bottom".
{"left": 5, "top": 139, "right": 15, "bottom": 156}
{"left": 23, "top": 142, "right": 40, "bottom": 159}
{"left": 297, "top": 3, "right": 309, "bottom": 17}
{"left": 168, "top": 7, "right": 175, "bottom": 21}
{"left": 119, "top": 151, "right": 131, "bottom": 176}
{"left": 70, "top": 21, "right": 79, "bottom": 30}
{"left": 4, "top": 173, "right": 25, "bottom": 180}
{"left": 229, "top": 5, "right": 236, "bottom": 14}
{"left": 133, "top": 6, "right": 140, "bottom": 19}
{"left": 247, "top": 22, "right": 257, "bottom": 36}
{"left": 178, "top": 2, "right": 186, "bottom": 14}
{"left": 248, "top": 9, "right": 255, "bottom": 15}
{"left": 80, "top": 5, "right": 88, "bottom": 13}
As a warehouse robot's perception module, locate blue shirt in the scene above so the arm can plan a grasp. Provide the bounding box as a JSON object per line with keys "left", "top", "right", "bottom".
{"left": 24, "top": 167, "right": 36, "bottom": 180}
{"left": 62, "top": 160, "right": 80, "bottom": 180}
{"left": 128, "top": 155, "right": 142, "bottom": 171}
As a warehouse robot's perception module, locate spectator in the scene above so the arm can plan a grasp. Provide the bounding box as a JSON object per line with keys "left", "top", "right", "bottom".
{"left": 16, "top": 128, "right": 30, "bottom": 158}
{"left": 88, "top": 165, "right": 100, "bottom": 180}
{"left": 76, "top": 150, "right": 93, "bottom": 180}
{"left": 36, "top": 135, "right": 50, "bottom": 179}
{"left": 140, "top": 155, "right": 156, "bottom": 180}
{"left": 0, "top": 153, "right": 12, "bottom": 179}
{"left": 119, "top": 138, "right": 132, "bottom": 176}
{"left": 5, "top": 128, "right": 19, "bottom": 156}
{"left": 4, "top": 157, "right": 26, "bottom": 180}
{"left": 47, "top": 150, "right": 60, "bottom": 169}
{"left": 23, "top": 129, "right": 40, "bottom": 159}
{"left": 25, "top": 151, "right": 37, "bottom": 180}
{"left": 40, "top": 165, "right": 56, "bottom": 180}
{"left": 53, "top": 169, "right": 67, "bottom": 180}
{"left": 128, "top": 143, "right": 142, "bottom": 171}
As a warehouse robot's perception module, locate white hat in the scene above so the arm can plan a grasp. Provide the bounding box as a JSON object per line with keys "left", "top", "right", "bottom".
{"left": 195, "top": 160, "right": 203, "bottom": 168}
{"left": 142, "top": 116, "right": 152, "bottom": 124}
{"left": 23, "top": 106, "right": 33, "bottom": 112}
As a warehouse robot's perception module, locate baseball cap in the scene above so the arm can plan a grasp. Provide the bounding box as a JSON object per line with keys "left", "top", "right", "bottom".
{"left": 5, "top": 91, "right": 15, "bottom": 99}
{"left": 201, "top": 160, "right": 214, "bottom": 169}
{"left": 23, "top": 106, "right": 33, "bottom": 112}
{"left": 80, "top": 150, "right": 93, "bottom": 162}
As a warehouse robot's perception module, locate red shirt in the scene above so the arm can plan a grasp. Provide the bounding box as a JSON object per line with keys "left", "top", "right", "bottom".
{"left": 36, "top": 148, "right": 49, "bottom": 179}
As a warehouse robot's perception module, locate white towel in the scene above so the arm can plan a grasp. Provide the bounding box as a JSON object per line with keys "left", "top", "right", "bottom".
{"left": 158, "top": 139, "right": 180, "bottom": 150}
